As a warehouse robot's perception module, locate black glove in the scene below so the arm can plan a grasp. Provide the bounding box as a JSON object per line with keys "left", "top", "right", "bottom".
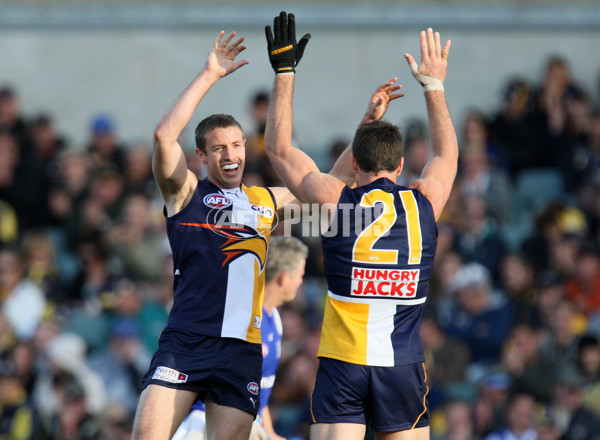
{"left": 265, "top": 11, "right": 311, "bottom": 74}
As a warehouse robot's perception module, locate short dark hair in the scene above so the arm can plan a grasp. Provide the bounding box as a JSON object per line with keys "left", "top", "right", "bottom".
{"left": 195, "top": 114, "right": 243, "bottom": 153}
{"left": 352, "top": 120, "right": 403, "bottom": 173}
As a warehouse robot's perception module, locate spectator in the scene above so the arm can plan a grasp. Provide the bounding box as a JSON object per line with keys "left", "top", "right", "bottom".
{"left": 472, "top": 392, "right": 497, "bottom": 439}
{"left": 558, "top": 86, "right": 593, "bottom": 191}
{"left": 68, "top": 238, "right": 122, "bottom": 314}
{"left": 488, "top": 77, "right": 540, "bottom": 177}
{"left": 21, "top": 231, "right": 64, "bottom": 306}
{"left": 499, "top": 253, "right": 538, "bottom": 326}
{"left": 420, "top": 310, "right": 471, "bottom": 407}
{"left": 454, "top": 196, "right": 507, "bottom": 280}
{"left": 533, "top": 56, "right": 581, "bottom": 149}
{"left": 572, "top": 109, "right": 600, "bottom": 228}
{"left": 461, "top": 109, "right": 507, "bottom": 170}
{"left": 62, "top": 166, "right": 125, "bottom": 253}
{"left": 397, "top": 129, "right": 431, "bottom": 187}
{"left": 0, "top": 86, "right": 28, "bottom": 147}
{"left": 520, "top": 202, "right": 567, "bottom": 273}
{"left": 576, "top": 335, "right": 600, "bottom": 418}
{"left": 123, "top": 144, "right": 156, "bottom": 198}
{"left": 86, "top": 113, "right": 126, "bottom": 173}
{"left": 564, "top": 241, "right": 600, "bottom": 316}
{"left": 439, "top": 399, "right": 477, "bottom": 440}
{"left": 0, "top": 359, "right": 40, "bottom": 440}
{"left": 33, "top": 332, "right": 106, "bottom": 421}
{"left": 26, "top": 113, "right": 68, "bottom": 227}
{"left": 502, "top": 323, "right": 557, "bottom": 403}
{"left": 577, "top": 334, "right": 600, "bottom": 385}
{"left": 457, "top": 144, "right": 513, "bottom": 227}
{"left": 547, "top": 367, "right": 600, "bottom": 440}
{"left": 0, "top": 129, "right": 48, "bottom": 231}
{"left": 45, "top": 375, "right": 99, "bottom": 440}
{"left": 0, "top": 248, "right": 46, "bottom": 341}
{"left": 484, "top": 393, "right": 537, "bottom": 440}
{"left": 95, "top": 403, "right": 133, "bottom": 440}
{"left": 440, "top": 262, "right": 513, "bottom": 368}
{"left": 7, "top": 340, "right": 38, "bottom": 398}
{"left": 476, "top": 371, "right": 512, "bottom": 436}
{"left": 548, "top": 233, "right": 582, "bottom": 280}
{"left": 534, "top": 271, "right": 566, "bottom": 332}
{"left": 88, "top": 318, "right": 151, "bottom": 414}
{"left": 536, "top": 420, "right": 561, "bottom": 440}
{"left": 540, "top": 300, "right": 583, "bottom": 371}
{"left": 48, "top": 150, "right": 91, "bottom": 229}
{"left": 104, "top": 193, "right": 166, "bottom": 283}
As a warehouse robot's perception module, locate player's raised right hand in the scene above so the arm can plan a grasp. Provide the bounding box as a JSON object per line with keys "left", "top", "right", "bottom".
{"left": 205, "top": 31, "right": 249, "bottom": 78}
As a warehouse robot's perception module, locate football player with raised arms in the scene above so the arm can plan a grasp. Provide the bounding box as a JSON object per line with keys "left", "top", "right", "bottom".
{"left": 131, "top": 29, "right": 403, "bottom": 440}
{"left": 264, "top": 11, "right": 458, "bottom": 440}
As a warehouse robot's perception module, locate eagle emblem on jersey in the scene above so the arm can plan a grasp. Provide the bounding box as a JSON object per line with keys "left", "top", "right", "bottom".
{"left": 179, "top": 222, "right": 268, "bottom": 271}
{"left": 217, "top": 224, "right": 268, "bottom": 271}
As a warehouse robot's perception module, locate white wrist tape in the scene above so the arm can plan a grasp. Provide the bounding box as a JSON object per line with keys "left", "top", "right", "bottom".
{"left": 409, "top": 61, "right": 444, "bottom": 92}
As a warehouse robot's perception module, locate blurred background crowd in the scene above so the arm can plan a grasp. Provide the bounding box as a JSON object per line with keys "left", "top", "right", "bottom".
{"left": 1, "top": 38, "right": 600, "bottom": 440}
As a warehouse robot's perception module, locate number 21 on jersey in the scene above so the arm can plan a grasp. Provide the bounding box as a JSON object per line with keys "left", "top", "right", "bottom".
{"left": 351, "top": 189, "right": 423, "bottom": 265}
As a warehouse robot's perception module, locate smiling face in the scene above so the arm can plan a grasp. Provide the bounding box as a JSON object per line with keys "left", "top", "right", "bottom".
{"left": 197, "top": 126, "right": 246, "bottom": 189}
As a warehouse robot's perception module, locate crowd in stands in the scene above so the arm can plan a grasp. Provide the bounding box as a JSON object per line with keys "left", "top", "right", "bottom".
{"left": 1, "top": 53, "right": 600, "bottom": 440}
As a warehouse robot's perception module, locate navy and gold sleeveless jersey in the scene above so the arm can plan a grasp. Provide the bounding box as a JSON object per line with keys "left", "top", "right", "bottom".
{"left": 164, "top": 178, "right": 277, "bottom": 344}
{"left": 318, "top": 177, "right": 437, "bottom": 366}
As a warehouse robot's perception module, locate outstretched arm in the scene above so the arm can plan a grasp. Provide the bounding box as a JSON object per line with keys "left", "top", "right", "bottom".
{"left": 153, "top": 31, "right": 248, "bottom": 215}
{"left": 406, "top": 28, "right": 458, "bottom": 220}
{"left": 330, "top": 78, "right": 404, "bottom": 186}
{"left": 266, "top": 74, "right": 344, "bottom": 205}
{"left": 264, "top": 12, "right": 344, "bottom": 206}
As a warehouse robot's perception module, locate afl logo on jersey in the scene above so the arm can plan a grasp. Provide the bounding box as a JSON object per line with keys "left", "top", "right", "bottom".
{"left": 247, "top": 382, "right": 259, "bottom": 395}
{"left": 203, "top": 193, "right": 232, "bottom": 209}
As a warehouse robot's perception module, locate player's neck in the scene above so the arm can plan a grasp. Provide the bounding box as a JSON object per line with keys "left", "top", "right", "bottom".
{"left": 355, "top": 171, "right": 397, "bottom": 187}
{"left": 207, "top": 175, "right": 242, "bottom": 190}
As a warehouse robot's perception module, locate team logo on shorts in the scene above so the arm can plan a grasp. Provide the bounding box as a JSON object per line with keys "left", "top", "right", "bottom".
{"left": 247, "top": 382, "right": 259, "bottom": 395}
{"left": 203, "top": 193, "right": 232, "bottom": 209}
{"left": 152, "top": 366, "right": 188, "bottom": 383}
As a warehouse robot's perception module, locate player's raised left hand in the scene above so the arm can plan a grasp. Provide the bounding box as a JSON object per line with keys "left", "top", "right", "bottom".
{"left": 404, "top": 28, "right": 451, "bottom": 91}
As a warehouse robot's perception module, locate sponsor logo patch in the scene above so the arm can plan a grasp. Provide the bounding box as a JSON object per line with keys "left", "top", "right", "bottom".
{"left": 254, "top": 315, "right": 261, "bottom": 329}
{"left": 351, "top": 267, "right": 420, "bottom": 297}
{"left": 203, "top": 193, "right": 232, "bottom": 209}
{"left": 247, "top": 382, "right": 259, "bottom": 395}
{"left": 152, "top": 366, "right": 188, "bottom": 383}
{"left": 251, "top": 204, "right": 274, "bottom": 218}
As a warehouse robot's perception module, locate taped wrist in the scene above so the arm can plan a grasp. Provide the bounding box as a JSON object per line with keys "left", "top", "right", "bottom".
{"left": 409, "top": 61, "right": 444, "bottom": 91}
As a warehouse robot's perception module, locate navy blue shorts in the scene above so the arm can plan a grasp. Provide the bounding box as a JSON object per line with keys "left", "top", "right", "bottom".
{"left": 141, "top": 329, "right": 263, "bottom": 417}
{"left": 310, "top": 358, "right": 429, "bottom": 432}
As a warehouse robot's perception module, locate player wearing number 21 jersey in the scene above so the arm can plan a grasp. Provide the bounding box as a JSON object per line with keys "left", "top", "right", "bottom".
{"left": 264, "top": 12, "right": 457, "bottom": 440}
{"left": 319, "top": 180, "right": 437, "bottom": 367}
